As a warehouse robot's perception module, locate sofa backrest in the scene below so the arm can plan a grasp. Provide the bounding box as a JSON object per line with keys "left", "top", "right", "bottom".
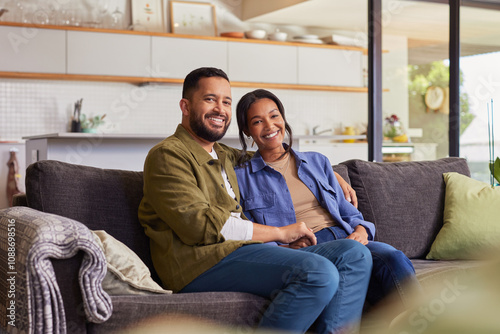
{"left": 25, "top": 160, "right": 159, "bottom": 282}
{"left": 341, "top": 157, "right": 470, "bottom": 259}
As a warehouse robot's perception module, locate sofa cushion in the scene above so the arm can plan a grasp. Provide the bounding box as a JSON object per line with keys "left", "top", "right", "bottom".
{"left": 92, "top": 230, "right": 171, "bottom": 295}
{"left": 88, "top": 292, "right": 269, "bottom": 333}
{"left": 341, "top": 158, "right": 470, "bottom": 259}
{"left": 426, "top": 172, "right": 500, "bottom": 260}
{"left": 332, "top": 164, "right": 351, "bottom": 185}
{"left": 411, "top": 259, "right": 482, "bottom": 290}
{"left": 25, "top": 160, "right": 159, "bottom": 283}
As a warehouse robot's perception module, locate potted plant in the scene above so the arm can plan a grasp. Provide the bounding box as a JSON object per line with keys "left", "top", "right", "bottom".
{"left": 488, "top": 100, "right": 499, "bottom": 187}
{"left": 80, "top": 113, "right": 106, "bottom": 133}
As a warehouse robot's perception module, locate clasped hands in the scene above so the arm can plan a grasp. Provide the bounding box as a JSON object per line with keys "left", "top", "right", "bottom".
{"left": 279, "top": 223, "right": 369, "bottom": 249}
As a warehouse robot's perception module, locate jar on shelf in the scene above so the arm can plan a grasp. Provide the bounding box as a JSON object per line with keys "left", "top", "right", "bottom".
{"left": 342, "top": 126, "right": 356, "bottom": 143}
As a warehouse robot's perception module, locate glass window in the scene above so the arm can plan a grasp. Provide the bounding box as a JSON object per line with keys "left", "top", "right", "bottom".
{"left": 459, "top": 4, "right": 500, "bottom": 182}
{"left": 382, "top": 0, "right": 450, "bottom": 162}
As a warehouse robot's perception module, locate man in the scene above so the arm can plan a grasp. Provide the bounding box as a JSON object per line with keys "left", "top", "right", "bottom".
{"left": 138, "top": 67, "right": 371, "bottom": 333}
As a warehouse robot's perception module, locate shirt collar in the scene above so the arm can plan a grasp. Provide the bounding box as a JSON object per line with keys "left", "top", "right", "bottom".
{"left": 248, "top": 144, "right": 307, "bottom": 173}
{"left": 174, "top": 124, "right": 225, "bottom": 166}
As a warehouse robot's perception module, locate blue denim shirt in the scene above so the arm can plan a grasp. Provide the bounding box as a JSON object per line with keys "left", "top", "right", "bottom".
{"left": 234, "top": 148, "right": 375, "bottom": 244}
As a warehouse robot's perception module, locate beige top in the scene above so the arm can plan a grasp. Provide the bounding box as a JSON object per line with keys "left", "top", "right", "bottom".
{"left": 265, "top": 153, "right": 336, "bottom": 233}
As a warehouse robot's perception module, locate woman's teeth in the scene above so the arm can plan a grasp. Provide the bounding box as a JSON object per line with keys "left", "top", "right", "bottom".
{"left": 264, "top": 131, "right": 278, "bottom": 139}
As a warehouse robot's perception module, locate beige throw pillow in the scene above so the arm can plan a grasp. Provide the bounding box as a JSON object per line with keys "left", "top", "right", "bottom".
{"left": 92, "top": 230, "right": 171, "bottom": 295}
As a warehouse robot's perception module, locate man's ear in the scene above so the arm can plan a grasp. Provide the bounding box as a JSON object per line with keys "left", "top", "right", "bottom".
{"left": 180, "top": 98, "right": 190, "bottom": 117}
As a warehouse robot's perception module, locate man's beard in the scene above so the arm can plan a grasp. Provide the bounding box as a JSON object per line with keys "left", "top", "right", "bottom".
{"left": 190, "top": 112, "right": 230, "bottom": 142}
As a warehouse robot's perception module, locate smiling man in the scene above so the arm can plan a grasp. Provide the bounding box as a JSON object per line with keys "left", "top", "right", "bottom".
{"left": 138, "top": 67, "right": 372, "bottom": 334}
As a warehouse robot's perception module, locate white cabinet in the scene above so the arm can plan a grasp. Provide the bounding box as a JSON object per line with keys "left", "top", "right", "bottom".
{"left": 67, "top": 31, "right": 151, "bottom": 77}
{"left": 298, "top": 142, "right": 368, "bottom": 165}
{"left": 0, "top": 26, "right": 65, "bottom": 73}
{"left": 151, "top": 37, "right": 227, "bottom": 78}
{"left": 228, "top": 42, "right": 297, "bottom": 84}
{"left": 298, "top": 47, "right": 363, "bottom": 87}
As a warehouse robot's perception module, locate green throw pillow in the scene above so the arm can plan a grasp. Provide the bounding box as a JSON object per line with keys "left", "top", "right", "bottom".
{"left": 427, "top": 172, "right": 500, "bottom": 260}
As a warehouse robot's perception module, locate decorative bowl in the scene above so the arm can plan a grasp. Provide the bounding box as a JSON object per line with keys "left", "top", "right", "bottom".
{"left": 244, "top": 30, "right": 266, "bottom": 40}
{"left": 268, "top": 31, "right": 288, "bottom": 42}
{"left": 220, "top": 32, "right": 244, "bottom": 39}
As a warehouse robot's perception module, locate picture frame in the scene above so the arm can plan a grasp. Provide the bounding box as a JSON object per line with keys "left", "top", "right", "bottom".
{"left": 131, "top": 0, "right": 165, "bottom": 33}
{"left": 170, "top": 1, "right": 218, "bottom": 37}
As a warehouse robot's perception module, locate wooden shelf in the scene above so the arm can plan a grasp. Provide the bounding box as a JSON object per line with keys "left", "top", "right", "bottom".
{"left": 0, "top": 21, "right": 367, "bottom": 52}
{"left": 0, "top": 71, "right": 374, "bottom": 92}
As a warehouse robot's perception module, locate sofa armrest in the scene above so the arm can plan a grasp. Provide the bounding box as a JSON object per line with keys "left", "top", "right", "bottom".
{"left": 12, "top": 193, "right": 27, "bottom": 207}
{"left": 0, "top": 207, "right": 112, "bottom": 333}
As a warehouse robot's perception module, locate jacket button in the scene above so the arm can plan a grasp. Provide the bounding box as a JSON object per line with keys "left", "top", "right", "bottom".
{"left": 236, "top": 204, "right": 240, "bottom": 209}
{"left": 221, "top": 184, "right": 224, "bottom": 188}
{"left": 208, "top": 161, "right": 214, "bottom": 165}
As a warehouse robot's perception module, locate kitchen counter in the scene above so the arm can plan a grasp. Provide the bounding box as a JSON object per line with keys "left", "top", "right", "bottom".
{"left": 23, "top": 132, "right": 368, "bottom": 171}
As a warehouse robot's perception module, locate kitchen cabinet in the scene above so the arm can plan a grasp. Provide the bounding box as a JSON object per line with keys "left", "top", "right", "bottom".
{"left": 151, "top": 37, "right": 228, "bottom": 79}
{"left": 67, "top": 31, "right": 151, "bottom": 77}
{"left": 0, "top": 22, "right": 369, "bottom": 92}
{"left": 0, "top": 25, "right": 65, "bottom": 73}
{"left": 24, "top": 133, "right": 165, "bottom": 171}
{"left": 298, "top": 47, "right": 362, "bottom": 87}
{"left": 228, "top": 42, "right": 297, "bottom": 84}
{"left": 299, "top": 141, "right": 368, "bottom": 165}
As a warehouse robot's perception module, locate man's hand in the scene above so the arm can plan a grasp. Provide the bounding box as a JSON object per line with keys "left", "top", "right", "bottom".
{"left": 277, "top": 222, "right": 317, "bottom": 246}
{"left": 252, "top": 221, "right": 317, "bottom": 246}
{"left": 347, "top": 225, "right": 368, "bottom": 245}
{"left": 334, "top": 172, "right": 358, "bottom": 208}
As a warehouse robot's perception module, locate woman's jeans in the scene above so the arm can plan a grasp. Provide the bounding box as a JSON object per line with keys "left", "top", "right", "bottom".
{"left": 180, "top": 240, "right": 372, "bottom": 334}
{"left": 315, "top": 226, "right": 419, "bottom": 307}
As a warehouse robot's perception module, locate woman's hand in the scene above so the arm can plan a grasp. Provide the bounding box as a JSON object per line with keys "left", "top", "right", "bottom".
{"left": 334, "top": 171, "right": 358, "bottom": 208}
{"left": 347, "top": 225, "right": 368, "bottom": 245}
{"left": 288, "top": 236, "right": 315, "bottom": 249}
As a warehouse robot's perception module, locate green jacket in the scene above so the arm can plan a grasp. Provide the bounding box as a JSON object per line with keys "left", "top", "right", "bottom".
{"left": 138, "top": 125, "right": 258, "bottom": 292}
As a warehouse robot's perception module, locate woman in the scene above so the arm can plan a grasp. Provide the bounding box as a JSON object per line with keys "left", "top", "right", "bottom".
{"left": 235, "top": 89, "right": 419, "bottom": 310}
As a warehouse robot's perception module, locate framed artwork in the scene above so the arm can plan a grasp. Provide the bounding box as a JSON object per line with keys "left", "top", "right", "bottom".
{"left": 170, "top": 1, "right": 218, "bottom": 37}
{"left": 131, "top": 0, "right": 165, "bottom": 32}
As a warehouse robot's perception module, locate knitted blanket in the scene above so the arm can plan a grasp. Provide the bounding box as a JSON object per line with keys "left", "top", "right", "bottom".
{"left": 0, "top": 206, "right": 112, "bottom": 333}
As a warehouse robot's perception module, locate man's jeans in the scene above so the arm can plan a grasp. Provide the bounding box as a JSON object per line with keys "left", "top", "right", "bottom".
{"left": 316, "top": 226, "right": 419, "bottom": 307}
{"left": 181, "top": 240, "right": 372, "bottom": 334}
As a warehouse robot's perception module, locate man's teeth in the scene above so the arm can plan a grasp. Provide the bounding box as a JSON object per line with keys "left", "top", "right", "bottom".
{"left": 209, "top": 117, "right": 224, "bottom": 123}
{"left": 264, "top": 131, "right": 278, "bottom": 139}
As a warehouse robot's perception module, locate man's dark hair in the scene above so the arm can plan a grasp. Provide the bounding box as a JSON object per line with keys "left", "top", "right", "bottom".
{"left": 182, "top": 67, "right": 230, "bottom": 100}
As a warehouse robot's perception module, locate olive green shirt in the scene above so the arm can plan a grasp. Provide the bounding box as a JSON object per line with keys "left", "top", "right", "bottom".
{"left": 138, "top": 125, "right": 258, "bottom": 292}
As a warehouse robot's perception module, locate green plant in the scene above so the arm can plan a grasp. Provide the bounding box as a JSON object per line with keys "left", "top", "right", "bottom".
{"left": 487, "top": 100, "right": 498, "bottom": 187}
{"left": 80, "top": 113, "right": 106, "bottom": 130}
{"left": 489, "top": 157, "right": 500, "bottom": 185}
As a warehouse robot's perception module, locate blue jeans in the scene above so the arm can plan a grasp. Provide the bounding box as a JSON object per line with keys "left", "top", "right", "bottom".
{"left": 315, "top": 226, "right": 419, "bottom": 307}
{"left": 180, "top": 240, "right": 372, "bottom": 334}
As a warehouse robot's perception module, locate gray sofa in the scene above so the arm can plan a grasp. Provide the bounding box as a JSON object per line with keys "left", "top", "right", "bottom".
{"left": 0, "top": 157, "right": 473, "bottom": 333}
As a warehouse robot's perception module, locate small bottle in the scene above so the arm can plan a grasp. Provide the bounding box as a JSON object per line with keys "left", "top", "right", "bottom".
{"left": 110, "top": 7, "right": 123, "bottom": 29}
